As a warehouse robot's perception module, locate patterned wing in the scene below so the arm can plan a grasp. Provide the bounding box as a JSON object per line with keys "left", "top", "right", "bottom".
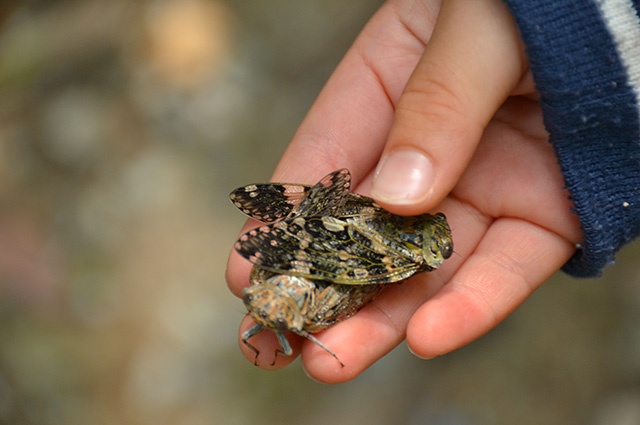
{"left": 229, "top": 169, "right": 352, "bottom": 223}
{"left": 234, "top": 215, "right": 426, "bottom": 285}
{"left": 288, "top": 168, "right": 351, "bottom": 218}
{"left": 230, "top": 182, "right": 310, "bottom": 223}
{"left": 338, "top": 193, "right": 387, "bottom": 217}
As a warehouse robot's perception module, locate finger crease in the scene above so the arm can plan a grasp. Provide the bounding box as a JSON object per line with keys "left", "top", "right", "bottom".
{"left": 394, "top": 10, "right": 427, "bottom": 48}
{"left": 359, "top": 52, "right": 395, "bottom": 110}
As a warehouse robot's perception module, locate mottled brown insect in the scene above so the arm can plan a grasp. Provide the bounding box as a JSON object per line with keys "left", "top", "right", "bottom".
{"left": 231, "top": 169, "right": 453, "bottom": 367}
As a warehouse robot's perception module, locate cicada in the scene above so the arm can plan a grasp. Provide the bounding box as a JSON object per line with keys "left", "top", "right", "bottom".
{"left": 230, "top": 169, "right": 453, "bottom": 367}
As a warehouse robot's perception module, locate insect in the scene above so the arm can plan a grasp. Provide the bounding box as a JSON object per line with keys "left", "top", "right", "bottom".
{"left": 230, "top": 169, "right": 453, "bottom": 367}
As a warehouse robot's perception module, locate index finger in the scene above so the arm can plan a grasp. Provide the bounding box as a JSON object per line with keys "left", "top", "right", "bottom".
{"left": 270, "top": 0, "right": 442, "bottom": 184}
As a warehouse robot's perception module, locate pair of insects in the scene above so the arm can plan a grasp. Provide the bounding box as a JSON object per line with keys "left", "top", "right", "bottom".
{"left": 230, "top": 169, "right": 453, "bottom": 367}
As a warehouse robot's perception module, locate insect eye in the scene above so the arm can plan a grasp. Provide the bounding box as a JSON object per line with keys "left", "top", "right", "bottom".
{"left": 441, "top": 240, "right": 453, "bottom": 259}
{"left": 275, "top": 318, "right": 288, "bottom": 330}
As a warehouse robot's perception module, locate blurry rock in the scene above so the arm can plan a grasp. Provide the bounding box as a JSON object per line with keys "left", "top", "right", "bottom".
{"left": 142, "top": 0, "right": 232, "bottom": 88}
{"left": 39, "top": 87, "right": 114, "bottom": 166}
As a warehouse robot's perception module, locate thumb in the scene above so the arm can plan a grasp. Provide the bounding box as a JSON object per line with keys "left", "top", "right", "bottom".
{"left": 371, "top": 0, "right": 528, "bottom": 214}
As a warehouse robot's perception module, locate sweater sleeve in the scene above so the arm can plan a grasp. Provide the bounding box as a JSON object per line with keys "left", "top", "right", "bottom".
{"left": 502, "top": 0, "right": 640, "bottom": 277}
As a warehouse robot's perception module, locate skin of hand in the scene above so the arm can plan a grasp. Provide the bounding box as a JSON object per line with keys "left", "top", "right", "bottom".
{"left": 226, "top": 0, "right": 583, "bottom": 383}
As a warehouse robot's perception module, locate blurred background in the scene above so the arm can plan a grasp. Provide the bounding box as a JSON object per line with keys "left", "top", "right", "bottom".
{"left": 1, "top": 1, "right": 640, "bottom": 424}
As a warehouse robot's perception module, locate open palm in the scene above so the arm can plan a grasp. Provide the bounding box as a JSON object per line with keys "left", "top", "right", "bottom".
{"left": 226, "top": 0, "right": 582, "bottom": 383}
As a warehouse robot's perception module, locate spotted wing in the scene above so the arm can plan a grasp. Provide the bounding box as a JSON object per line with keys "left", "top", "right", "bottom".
{"left": 229, "top": 169, "right": 352, "bottom": 223}
{"left": 230, "top": 182, "right": 310, "bottom": 223}
{"left": 234, "top": 215, "right": 426, "bottom": 285}
{"left": 288, "top": 169, "right": 351, "bottom": 218}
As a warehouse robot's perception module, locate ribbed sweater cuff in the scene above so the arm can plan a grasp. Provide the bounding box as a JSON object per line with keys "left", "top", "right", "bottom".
{"left": 503, "top": 0, "right": 640, "bottom": 277}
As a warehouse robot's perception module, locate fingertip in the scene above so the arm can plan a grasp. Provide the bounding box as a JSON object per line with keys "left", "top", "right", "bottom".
{"left": 301, "top": 350, "right": 355, "bottom": 384}
{"left": 405, "top": 292, "right": 480, "bottom": 358}
{"left": 238, "top": 316, "right": 300, "bottom": 370}
{"left": 406, "top": 343, "right": 437, "bottom": 360}
{"left": 405, "top": 271, "right": 501, "bottom": 358}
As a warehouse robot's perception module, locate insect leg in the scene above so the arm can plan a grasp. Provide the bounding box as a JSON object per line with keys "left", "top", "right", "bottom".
{"left": 300, "top": 330, "right": 345, "bottom": 368}
{"left": 241, "top": 324, "right": 264, "bottom": 366}
{"left": 268, "top": 331, "right": 295, "bottom": 365}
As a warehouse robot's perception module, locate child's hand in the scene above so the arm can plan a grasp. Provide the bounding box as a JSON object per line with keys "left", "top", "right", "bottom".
{"left": 227, "top": 0, "right": 582, "bottom": 383}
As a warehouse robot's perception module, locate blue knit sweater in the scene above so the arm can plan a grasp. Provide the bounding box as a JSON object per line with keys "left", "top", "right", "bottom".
{"left": 503, "top": 0, "right": 640, "bottom": 277}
